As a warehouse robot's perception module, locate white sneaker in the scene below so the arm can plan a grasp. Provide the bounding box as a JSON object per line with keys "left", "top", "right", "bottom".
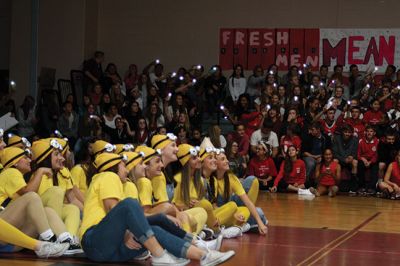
{"left": 200, "top": 250, "right": 235, "bottom": 266}
{"left": 151, "top": 250, "right": 190, "bottom": 266}
{"left": 195, "top": 233, "right": 223, "bottom": 251}
{"left": 240, "top": 223, "right": 251, "bottom": 233}
{"left": 134, "top": 250, "right": 151, "bottom": 261}
{"left": 200, "top": 226, "right": 215, "bottom": 240}
{"left": 298, "top": 188, "right": 314, "bottom": 196}
{"left": 220, "top": 226, "right": 242, "bottom": 239}
{"left": 61, "top": 238, "right": 84, "bottom": 255}
{"left": 35, "top": 242, "right": 70, "bottom": 258}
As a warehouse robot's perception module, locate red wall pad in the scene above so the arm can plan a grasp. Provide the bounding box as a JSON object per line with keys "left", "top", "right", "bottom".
{"left": 233, "top": 29, "right": 248, "bottom": 68}
{"left": 260, "top": 29, "right": 276, "bottom": 70}
{"left": 289, "top": 29, "right": 305, "bottom": 67}
{"left": 219, "top": 28, "right": 234, "bottom": 70}
{"left": 275, "top": 29, "right": 290, "bottom": 71}
{"left": 304, "top": 29, "right": 320, "bottom": 71}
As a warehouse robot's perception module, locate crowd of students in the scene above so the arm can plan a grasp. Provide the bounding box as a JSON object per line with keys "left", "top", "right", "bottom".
{"left": 1, "top": 52, "right": 400, "bottom": 263}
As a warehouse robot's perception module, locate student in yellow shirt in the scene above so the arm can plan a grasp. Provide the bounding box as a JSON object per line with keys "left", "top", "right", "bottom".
{"left": 213, "top": 148, "right": 268, "bottom": 235}
{"left": 0, "top": 218, "right": 69, "bottom": 257}
{"left": 6, "top": 134, "right": 31, "bottom": 149}
{"left": 198, "top": 140, "right": 242, "bottom": 239}
{"left": 80, "top": 152, "right": 235, "bottom": 265}
{"left": 123, "top": 151, "right": 221, "bottom": 251}
{"left": 150, "top": 133, "right": 179, "bottom": 202}
{"left": 70, "top": 138, "right": 94, "bottom": 196}
{"left": 30, "top": 139, "right": 82, "bottom": 253}
{"left": 135, "top": 146, "right": 200, "bottom": 234}
{"left": 0, "top": 147, "right": 77, "bottom": 255}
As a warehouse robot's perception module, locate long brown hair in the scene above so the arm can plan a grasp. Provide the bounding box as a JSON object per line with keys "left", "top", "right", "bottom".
{"left": 180, "top": 162, "right": 205, "bottom": 206}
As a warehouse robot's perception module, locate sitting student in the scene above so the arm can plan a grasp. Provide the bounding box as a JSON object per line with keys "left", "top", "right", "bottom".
{"left": 122, "top": 151, "right": 221, "bottom": 251}
{"left": 80, "top": 152, "right": 234, "bottom": 265}
{"left": 302, "top": 122, "right": 332, "bottom": 185}
{"left": 377, "top": 129, "right": 399, "bottom": 181}
{"left": 0, "top": 147, "right": 78, "bottom": 255}
{"left": 280, "top": 122, "right": 302, "bottom": 157}
{"left": 0, "top": 218, "right": 69, "bottom": 257}
{"left": 357, "top": 125, "right": 379, "bottom": 195}
{"left": 30, "top": 139, "right": 82, "bottom": 253}
{"left": 271, "top": 146, "right": 317, "bottom": 195}
{"left": 315, "top": 149, "right": 341, "bottom": 197}
{"left": 6, "top": 134, "right": 31, "bottom": 149}
{"left": 341, "top": 106, "right": 365, "bottom": 138}
{"left": 379, "top": 150, "right": 400, "bottom": 199}
{"left": 362, "top": 99, "right": 387, "bottom": 137}
{"left": 214, "top": 149, "right": 268, "bottom": 235}
{"left": 226, "top": 141, "right": 247, "bottom": 179}
{"left": 332, "top": 124, "right": 358, "bottom": 193}
{"left": 247, "top": 141, "right": 277, "bottom": 190}
{"left": 319, "top": 108, "right": 339, "bottom": 138}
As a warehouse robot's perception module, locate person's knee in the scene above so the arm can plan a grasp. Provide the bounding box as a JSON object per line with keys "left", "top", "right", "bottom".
{"left": 352, "top": 160, "right": 358, "bottom": 168}
{"left": 23, "top": 191, "right": 41, "bottom": 202}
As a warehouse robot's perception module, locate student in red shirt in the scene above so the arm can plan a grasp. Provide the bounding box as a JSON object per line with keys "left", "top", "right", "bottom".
{"left": 379, "top": 150, "right": 400, "bottom": 199}
{"left": 342, "top": 106, "right": 365, "bottom": 138}
{"left": 320, "top": 108, "right": 339, "bottom": 138}
{"left": 270, "top": 146, "right": 317, "bottom": 195}
{"left": 362, "top": 99, "right": 387, "bottom": 136}
{"left": 315, "top": 148, "right": 341, "bottom": 197}
{"left": 247, "top": 141, "right": 277, "bottom": 190}
{"left": 280, "top": 122, "right": 301, "bottom": 158}
{"left": 357, "top": 125, "right": 379, "bottom": 195}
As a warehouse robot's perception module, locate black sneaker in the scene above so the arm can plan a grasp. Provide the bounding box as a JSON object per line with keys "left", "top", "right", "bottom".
{"left": 357, "top": 188, "right": 367, "bottom": 196}
{"left": 201, "top": 227, "right": 215, "bottom": 240}
{"left": 62, "top": 238, "right": 84, "bottom": 255}
{"left": 366, "top": 188, "right": 376, "bottom": 196}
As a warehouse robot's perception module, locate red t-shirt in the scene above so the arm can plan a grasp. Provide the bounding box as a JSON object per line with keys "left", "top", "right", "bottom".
{"left": 248, "top": 157, "right": 277, "bottom": 179}
{"left": 357, "top": 137, "right": 379, "bottom": 163}
{"left": 280, "top": 135, "right": 301, "bottom": 153}
{"left": 343, "top": 118, "right": 365, "bottom": 138}
{"left": 319, "top": 161, "right": 339, "bottom": 186}
{"left": 390, "top": 161, "right": 400, "bottom": 186}
{"left": 362, "top": 110, "right": 384, "bottom": 125}
{"left": 274, "top": 159, "right": 306, "bottom": 187}
{"left": 240, "top": 112, "right": 262, "bottom": 137}
{"left": 320, "top": 119, "right": 338, "bottom": 137}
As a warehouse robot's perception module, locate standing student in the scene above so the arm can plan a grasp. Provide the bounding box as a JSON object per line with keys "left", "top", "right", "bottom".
{"left": 0, "top": 146, "right": 76, "bottom": 255}
{"left": 315, "top": 149, "right": 341, "bottom": 197}
{"left": 80, "top": 152, "right": 234, "bottom": 265}
{"left": 214, "top": 149, "right": 268, "bottom": 235}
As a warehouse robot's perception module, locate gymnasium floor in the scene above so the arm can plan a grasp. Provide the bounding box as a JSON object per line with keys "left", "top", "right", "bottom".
{"left": 1, "top": 192, "right": 399, "bottom": 266}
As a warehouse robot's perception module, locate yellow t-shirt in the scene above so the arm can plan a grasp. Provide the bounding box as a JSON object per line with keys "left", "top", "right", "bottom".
{"left": 70, "top": 164, "right": 88, "bottom": 194}
{"left": 0, "top": 168, "right": 26, "bottom": 205}
{"left": 151, "top": 172, "right": 169, "bottom": 204}
{"left": 36, "top": 174, "right": 54, "bottom": 196}
{"left": 57, "top": 168, "right": 74, "bottom": 191}
{"left": 79, "top": 172, "right": 124, "bottom": 239}
{"left": 173, "top": 172, "right": 203, "bottom": 207}
{"left": 136, "top": 177, "right": 153, "bottom": 206}
{"left": 217, "top": 172, "right": 246, "bottom": 198}
{"left": 123, "top": 180, "right": 138, "bottom": 200}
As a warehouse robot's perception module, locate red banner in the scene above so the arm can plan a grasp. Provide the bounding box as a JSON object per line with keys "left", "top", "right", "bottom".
{"left": 275, "top": 29, "right": 290, "bottom": 71}
{"left": 233, "top": 29, "right": 248, "bottom": 68}
{"left": 247, "top": 29, "right": 262, "bottom": 70}
{"left": 260, "top": 29, "right": 276, "bottom": 70}
{"left": 219, "top": 29, "right": 234, "bottom": 69}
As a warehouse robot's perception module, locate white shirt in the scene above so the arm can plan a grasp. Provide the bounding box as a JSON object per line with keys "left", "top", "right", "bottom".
{"left": 228, "top": 77, "right": 246, "bottom": 102}
{"left": 250, "top": 129, "right": 279, "bottom": 148}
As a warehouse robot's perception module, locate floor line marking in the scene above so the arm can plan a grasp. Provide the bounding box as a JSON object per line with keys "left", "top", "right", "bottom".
{"left": 296, "top": 212, "right": 381, "bottom": 266}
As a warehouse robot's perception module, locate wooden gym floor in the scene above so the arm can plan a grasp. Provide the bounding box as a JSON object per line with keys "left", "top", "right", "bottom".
{"left": 1, "top": 192, "right": 399, "bottom": 266}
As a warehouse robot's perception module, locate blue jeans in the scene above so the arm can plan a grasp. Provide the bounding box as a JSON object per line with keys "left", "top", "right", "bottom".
{"left": 217, "top": 176, "right": 267, "bottom": 226}
{"left": 82, "top": 198, "right": 190, "bottom": 262}
{"left": 147, "top": 213, "right": 192, "bottom": 242}
{"left": 303, "top": 156, "right": 317, "bottom": 178}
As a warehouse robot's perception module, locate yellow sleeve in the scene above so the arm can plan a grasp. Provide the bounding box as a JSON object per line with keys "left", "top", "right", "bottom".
{"left": 124, "top": 181, "right": 138, "bottom": 200}
{"left": 229, "top": 173, "right": 246, "bottom": 196}
{"left": 98, "top": 173, "right": 124, "bottom": 201}
{"left": 70, "top": 165, "right": 88, "bottom": 193}
{"left": 137, "top": 178, "right": 153, "bottom": 206}
{"left": 2, "top": 168, "right": 27, "bottom": 199}
{"left": 57, "top": 168, "right": 73, "bottom": 191}
{"left": 151, "top": 173, "right": 169, "bottom": 204}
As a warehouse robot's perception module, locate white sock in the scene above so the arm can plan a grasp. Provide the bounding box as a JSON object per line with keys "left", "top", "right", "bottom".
{"left": 57, "top": 232, "right": 72, "bottom": 243}
{"left": 39, "top": 229, "right": 55, "bottom": 241}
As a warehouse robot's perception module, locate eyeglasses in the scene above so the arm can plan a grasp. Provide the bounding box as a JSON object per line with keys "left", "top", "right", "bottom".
{"left": 22, "top": 137, "right": 31, "bottom": 148}
{"left": 205, "top": 147, "right": 216, "bottom": 153}
{"left": 189, "top": 146, "right": 201, "bottom": 156}
{"left": 123, "top": 144, "right": 135, "bottom": 152}
{"left": 50, "top": 139, "right": 63, "bottom": 150}
{"left": 215, "top": 148, "right": 225, "bottom": 155}
{"left": 166, "top": 133, "right": 177, "bottom": 141}
{"left": 104, "top": 143, "right": 116, "bottom": 153}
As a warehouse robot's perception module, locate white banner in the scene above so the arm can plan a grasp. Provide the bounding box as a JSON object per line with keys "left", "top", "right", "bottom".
{"left": 320, "top": 29, "right": 400, "bottom": 71}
